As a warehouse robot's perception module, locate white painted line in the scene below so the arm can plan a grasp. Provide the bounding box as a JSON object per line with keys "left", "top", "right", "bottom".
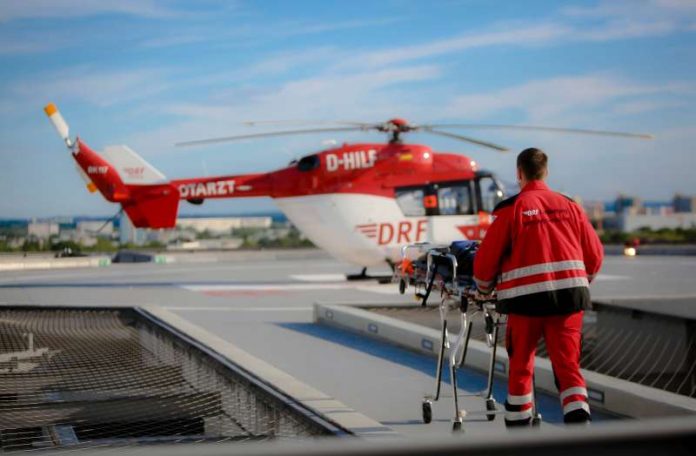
{"left": 181, "top": 282, "right": 402, "bottom": 296}
{"left": 0, "top": 262, "right": 345, "bottom": 284}
{"left": 290, "top": 274, "right": 347, "bottom": 282}
{"left": 593, "top": 294, "right": 696, "bottom": 301}
{"left": 166, "top": 306, "right": 312, "bottom": 312}
{"left": 594, "top": 275, "right": 631, "bottom": 281}
{"left": 183, "top": 283, "right": 350, "bottom": 291}
{"left": 355, "top": 285, "right": 401, "bottom": 295}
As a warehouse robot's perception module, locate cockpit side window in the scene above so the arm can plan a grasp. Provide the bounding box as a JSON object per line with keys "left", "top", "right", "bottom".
{"left": 297, "top": 155, "right": 320, "bottom": 172}
{"left": 436, "top": 183, "right": 474, "bottom": 215}
{"left": 395, "top": 188, "right": 426, "bottom": 217}
{"left": 476, "top": 175, "right": 505, "bottom": 213}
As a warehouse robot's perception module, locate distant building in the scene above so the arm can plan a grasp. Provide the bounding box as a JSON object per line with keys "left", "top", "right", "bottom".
{"left": 673, "top": 194, "right": 696, "bottom": 213}
{"left": 77, "top": 221, "right": 113, "bottom": 237}
{"left": 168, "top": 238, "right": 244, "bottom": 251}
{"left": 119, "top": 214, "right": 148, "bottom": 245}
{"left": 619, "top": 213, "right": 696, "bottom": 232}
{"left": 606, "top": 195, "right": 695, "bottom": 232}
{"left": 27, "top": 221, "right": 59, "bottom": 239}
{"left": 176, "top": 216, "right": 272, "bottom": 234}
{"left": 614, "top": 195, "right": 644, "bottom": 215}
{"left": 118, "top": 214, "right": 175, "bottom": 246}
{"left": 582, "top": 201, "right": 605, "bottom": 230}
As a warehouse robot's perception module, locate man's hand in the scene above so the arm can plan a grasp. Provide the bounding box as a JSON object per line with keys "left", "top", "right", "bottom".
{"left": 474, "top": 288, "right": 493, "bottom": 302}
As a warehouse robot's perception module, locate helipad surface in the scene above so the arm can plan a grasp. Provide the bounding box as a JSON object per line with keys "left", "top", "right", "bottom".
{"left": 1, "top": 251, "right": 694, "bottom": 438}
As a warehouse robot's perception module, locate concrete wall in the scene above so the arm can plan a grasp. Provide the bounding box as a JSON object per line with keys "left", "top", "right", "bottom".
{"left": 314, "top": 303, "right": 696, "bottom": 419}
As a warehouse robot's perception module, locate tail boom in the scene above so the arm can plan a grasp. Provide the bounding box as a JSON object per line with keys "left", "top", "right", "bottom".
{"left": 46, "top": 103, "right": 274, "bottom": 230}
{"left": 172, "top": 174, "right": 272, "bottom": 201}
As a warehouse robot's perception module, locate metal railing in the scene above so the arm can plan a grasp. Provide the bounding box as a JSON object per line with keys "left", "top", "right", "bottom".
{"left": 0, "top": 307, "right": 346, "bottom": 451}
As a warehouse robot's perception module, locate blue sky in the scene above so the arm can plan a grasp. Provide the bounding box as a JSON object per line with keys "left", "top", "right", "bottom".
{"left": 1, "top": 0, "right": 695, "bottom": 218}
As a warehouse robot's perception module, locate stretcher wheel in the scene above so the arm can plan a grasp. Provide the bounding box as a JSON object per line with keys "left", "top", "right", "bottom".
{"left": 452, "top": 420, "right": 462, "bottom": 432}
{"left": 399, "top": 279, "right": 407, "bottom": 294}
{"left": 532, "top": 414, "right": 542, "bottom": 427}
{"left": 485, "top": 398, "right": 496, "bottom": 421}
{"left": 422, "top": 400, "right": 432, "bottom": 424}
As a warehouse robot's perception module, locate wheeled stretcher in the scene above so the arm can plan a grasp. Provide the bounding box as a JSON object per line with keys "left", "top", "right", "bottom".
{"left": 397, "top": 241, "right": 542, "bottom": 431}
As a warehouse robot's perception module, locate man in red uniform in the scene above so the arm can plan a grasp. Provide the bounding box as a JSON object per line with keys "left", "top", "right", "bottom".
{"left": 473, "top": 148, "right": 603, "bottom": 426}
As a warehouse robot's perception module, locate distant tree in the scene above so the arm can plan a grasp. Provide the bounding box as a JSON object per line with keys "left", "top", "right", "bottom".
{"left": 50, "top": 240, "right": 81, "bottom": 252}
{"left": 22, "top": 239, "right": 42, "bottom": 252}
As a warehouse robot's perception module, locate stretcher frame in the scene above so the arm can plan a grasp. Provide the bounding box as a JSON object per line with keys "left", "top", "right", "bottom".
{"left": 398, "top": 244, "right": 542, "bottom": 432}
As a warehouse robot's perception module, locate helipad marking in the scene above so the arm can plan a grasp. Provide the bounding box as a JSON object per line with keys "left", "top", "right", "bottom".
{"left": 166, "top": 306, "right": 312, "bottom": 312}
{"left": 291, "top": 274, "right": 347, "bottom": 282}
{"left": 180, "top": 282, "right": 402, "bottom": 296}
{"left": 355, "top": 285, "right": 401, "bottom": 295}
{"left": 594, "top": 275, "right": 631, "bottom": 281}
{"left": 183, "top": 284, "right": 349, "bottom": 292}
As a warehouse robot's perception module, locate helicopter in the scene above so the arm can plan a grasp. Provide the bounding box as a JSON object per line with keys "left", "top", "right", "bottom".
{"left": 44, "top": 103, "right": 651, "bottom": 276}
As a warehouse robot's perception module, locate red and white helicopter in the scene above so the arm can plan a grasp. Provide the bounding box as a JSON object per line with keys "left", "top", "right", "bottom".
{"left": 44, "top": 103, "right": 650, "bottom": 274}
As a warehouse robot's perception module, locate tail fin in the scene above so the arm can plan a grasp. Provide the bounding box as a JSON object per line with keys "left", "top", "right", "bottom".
{"left": 101, "top": 145, "right": 178, "bottom": 228}
{"left": 101, "top": 145, "right": 168, "bottom": 185}
{"left": 44, "top": 103, "right": 180, "bottom": 229}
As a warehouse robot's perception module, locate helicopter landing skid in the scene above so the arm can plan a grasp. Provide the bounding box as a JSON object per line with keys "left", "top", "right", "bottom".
{"left": 346, "top": 267, "right": 393, "bottom": 283}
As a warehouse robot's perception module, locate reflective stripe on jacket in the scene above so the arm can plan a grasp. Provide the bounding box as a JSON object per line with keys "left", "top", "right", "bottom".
{"left": 473, "top": 180, "right": 603, "bottom": 316}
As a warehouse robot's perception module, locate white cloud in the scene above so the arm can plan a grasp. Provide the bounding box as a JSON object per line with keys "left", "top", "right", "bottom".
{"left": 337, "top": 24, "right": 571, "bottom": 69}
{"left": 575, "top": 19, "right": 676, "bottom": 41}
{"left": 0, "top": 40, "right": 66, "bottom": 55}
{"left": 279, "top": 17, "right": 405, "bottom": 37}
{"left": 331, "top": 17, "right": 686, "bottom": 72}
{"left": 441, "top": 76, "right": 694, "bottom": 123}
{"left": 221, "top": 47, "right": 341, "bottom": 82}
{"left": 612, "top": 99, "right": 686, "bottom": 115}
{"left": 0, "top": 0, "right": 178, "bottom": 21}
{"left": 562, "top": 0, "right": 696, "bottom": 38}
{"left": 122, "top": 64, "right": 441, "bottom": 160}
{"left": 139, "top": 17, "right": 403, "bottom": 49}
{"left": 10, "top": 67, "right": 171, "bottom": 108}
{"left": 564, "top": 0, "right": 696, "bottom": 19}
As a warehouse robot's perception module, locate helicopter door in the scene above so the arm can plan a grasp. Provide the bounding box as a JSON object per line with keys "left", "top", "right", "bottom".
{"left": 420, "top": 181, "right": 481, "bottom": 242}
{"left": 475, "top": 173, "right": 506, "bottom": 214}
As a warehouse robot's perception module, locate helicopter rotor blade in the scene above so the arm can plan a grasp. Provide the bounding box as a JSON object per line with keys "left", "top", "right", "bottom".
{"left": 423, "top": 124, "right": 654, "bottom": 140}
{"left": 243, "top": 120, "right": 374, "bottom": 128}
{"left": 421, "top": 127, "right": 510, "bottom": 152}
{"left": 176, "top": 126, "right": 369, "bottom": 147}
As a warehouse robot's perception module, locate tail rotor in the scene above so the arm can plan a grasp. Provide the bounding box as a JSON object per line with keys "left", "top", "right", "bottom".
{"left": 43, "top": 103, "right": 75, "bottom": 149}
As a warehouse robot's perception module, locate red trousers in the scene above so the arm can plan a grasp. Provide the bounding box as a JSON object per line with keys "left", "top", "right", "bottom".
{"left": 504, "top": 311, "right": 590, "bottom": 424}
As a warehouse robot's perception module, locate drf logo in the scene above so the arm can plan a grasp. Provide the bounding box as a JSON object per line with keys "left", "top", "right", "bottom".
{"left": 523, "top": 209, "right": 539, "bottom": 217}
{"left": 356, "top": 220, "right": 427, "bottom": 245}
{"left": 123, "top": 167, "right": 145, "bottom": 178}
{"left": 326, "top": 150, "right": 377, "bottom": 172}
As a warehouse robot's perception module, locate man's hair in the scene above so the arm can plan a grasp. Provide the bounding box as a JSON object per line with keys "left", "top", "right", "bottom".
{"left": 517, "top": 147, "right": 548, "bottom": 180}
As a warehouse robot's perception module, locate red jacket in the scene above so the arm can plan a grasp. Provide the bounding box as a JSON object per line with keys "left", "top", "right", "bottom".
{"left": 473, "top": 180, "right": 603, "bottom": 316}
